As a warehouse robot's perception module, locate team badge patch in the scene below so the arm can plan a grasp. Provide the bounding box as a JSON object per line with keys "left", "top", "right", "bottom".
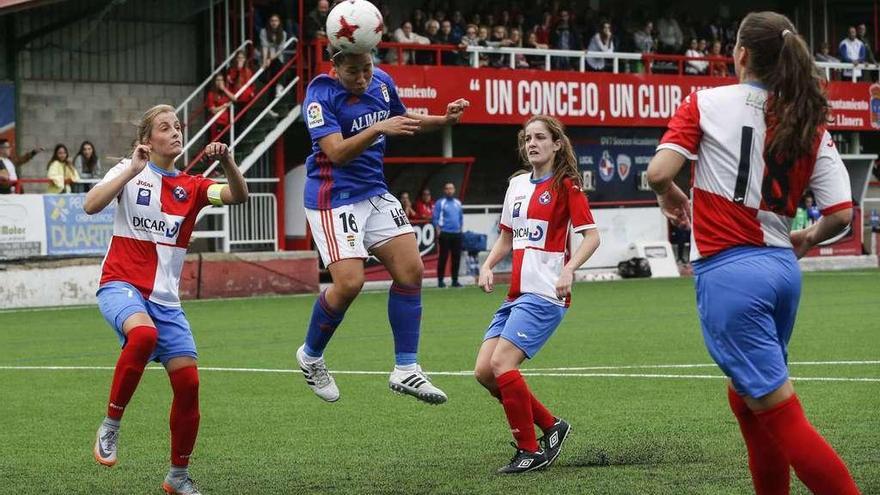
{"left": 136, "top": 188, "right": 151, "bottom": 206}
{"left": 307, "top": 102, "right": 325, "bottom": 128}
{"left": 538, "top": 191, "right": 552, "bottom": 205}
{"left": 380, "top": 83, "right": 390, "bottom": 102}
{"left": 512, "top": 201, "right": 522, "bottom": 218}
{"left": 598, "top": 150, "right": 615, "bottom": 182}
{"left": 173, "top": 185, "right": 188, "bottom": 202}
{"left": 616, "top": 154, "right": 632, "bottom": 181}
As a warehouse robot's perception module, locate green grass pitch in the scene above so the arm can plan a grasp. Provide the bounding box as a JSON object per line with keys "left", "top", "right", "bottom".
{"left": 1, "top": 270, "right": 878, "bottom": 494}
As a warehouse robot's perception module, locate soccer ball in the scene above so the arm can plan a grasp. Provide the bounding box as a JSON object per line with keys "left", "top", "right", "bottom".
{"left": 325, "top": 0, "right": 384, "bottom": 54}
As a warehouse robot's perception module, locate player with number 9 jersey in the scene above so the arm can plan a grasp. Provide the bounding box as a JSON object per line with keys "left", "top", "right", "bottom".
{"left": 648, "top": 12, "right": 860, "bottom": 494}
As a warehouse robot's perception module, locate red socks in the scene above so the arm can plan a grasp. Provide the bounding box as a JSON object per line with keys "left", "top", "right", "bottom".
{"left": 169, "top": 366, "right": 200, "bottom": 467}
{"left": 530, "top": 392, "right": 556, "bottom": 431}
{"left": 497, "top": 370, "right": 540, "bottom": 453}
{"left": 107, "top": 325, "right": 158, "bottom": 420}
{"left": 754, "top": 394, "right": 859, "bottom": 495}
{"left": 727, "top": 387, "right": 791, "bottom": 494}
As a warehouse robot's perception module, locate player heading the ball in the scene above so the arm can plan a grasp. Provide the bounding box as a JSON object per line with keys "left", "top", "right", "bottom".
{"left": 475, "top": 115, "right": 600, "bottom": 474}
{"left": 648, "top": 11, "right": 860, "bottom": 494}
{"left": 85, "top": 104, "right": 248, "bottom": 495}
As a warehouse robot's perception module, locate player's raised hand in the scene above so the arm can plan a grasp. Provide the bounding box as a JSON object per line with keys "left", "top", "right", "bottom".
{"left": 445, "top": 98, "right": 470, "bottom": 124}
{"left": 129, "top": 144, "right": 151, "bottom": 175}
{"left": 204, "top": 142, "right": 233, "bottom": 164}
{"left": 377, "top": 116, "right": 421, "bottom": 136}
{"left": 555, "top": 268, "right": 574, "bottom": 301}
{"left": 478, "top": 266, "right": 494, "bottom": 293}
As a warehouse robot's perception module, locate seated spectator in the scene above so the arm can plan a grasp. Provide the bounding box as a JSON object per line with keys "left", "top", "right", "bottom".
{"left": 524, "top": 31, "right": 549, "bottom": 69}
{"left": 587, "top": 21, "right": 614, "bottom": 71}
{"left": 534, "top": 12, "right": 553, "bottom": 46}
{"left": 457, "top": 24, "right": 481, "bottom": 66}
{"left": 450, "top": 10, "right": 466, "bottom": 39}
{"left": 417, "top": 20, "right": 442, "bottom": 64}
{"left": 633, "top": 20, "right": 656, "bottom": 54}
{"left": 685, "top": 38, "right": 708, "bottom": 75}
{"left": 260, "top": 13, "right": 289, "bottom": 97}
{"left": 708, "top": 40, "right": 729, "bottom": 77}
{"left": 839, "top": 26, "right": 867, "bottom": 80}
{"left": 476, "top": 25, "right": 491, "bottom": 67}
{"left": 399, "top": 191, "right": 419, "bottom": 223}
{"left": 550, "top": 10, "right": 582, "bottom": 70}
{"left": 487, "top": 25, "right": 513, "bottom": 68}
{"left": 389, "top": 21, "right": 430, "bottom": 65}
{"left": 227, "top": 50, "right": 255, "bottom": 104}
{"left": 657, "top": 10, "right": 684, "bottom": 53}
{"left": 815, "top": 41, "right": 840, "bottom": 62}
{"left": 73, "top": 141, "right": 102, "bottom": 192}
{"left": 413, "top": 188, "right": 434, "bottom": 223}
{"left": 0, "top": 139, "right": 42, "bottom": 194}
{"left": 206, "top": 74, "right": 236, "bottom": 142}
{"left": 508, "top": 28, "right": 530, "bottom": 69}
{"left": 434, "top": 20, "right": 460, "bottom": 65}
{"left": 46, "top": 144, "right": 79, "bottom": 194}
{"left": 410, "top": 8, "right": 427, "bottom": 35}
{"left": 305, "top": 0, "right": 329, "bottom": 40}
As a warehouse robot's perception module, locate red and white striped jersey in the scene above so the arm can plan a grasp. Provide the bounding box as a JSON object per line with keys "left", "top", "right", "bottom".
{"left": 98, "top": 161, "right": 217, "bottom": 306}
{"left": 499, "top": 173, "right": 596, "bottom": 307}
{"left": 657, "top": 84, "right": 852, "bottom": 261}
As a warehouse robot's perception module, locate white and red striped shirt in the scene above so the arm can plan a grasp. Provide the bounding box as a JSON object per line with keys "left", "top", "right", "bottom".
{"left": 499, "top": 174, "right": 596, "bottom": 307}
{"left": 657, "top": 84, "right": 852, "bottom": 261}
{"left": 98, "top": 161, "right": 216, "bottom": 306}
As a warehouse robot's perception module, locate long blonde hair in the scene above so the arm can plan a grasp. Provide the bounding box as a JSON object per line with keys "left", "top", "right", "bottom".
{"left": 516, "top": 115, "right": 581, "bottom": 190}
{"left": 136, "top": 104, "right": 176, "bottom": 147}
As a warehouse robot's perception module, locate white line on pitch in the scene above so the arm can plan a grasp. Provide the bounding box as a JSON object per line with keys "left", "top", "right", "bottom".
{"left": 524, "top": 360, "right": 880, "bottom": 371}
{"left": 0, "top": 365, "right": 877, "bottom": 383}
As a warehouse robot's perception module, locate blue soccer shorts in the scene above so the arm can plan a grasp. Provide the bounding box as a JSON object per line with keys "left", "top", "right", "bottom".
{"left": 694, "top": 246, "right": 801, "bottom": 399}
{"left": 97, "top": 281, "right": 198, "bottom": 365}
{"left": 483, "top": 293, "right": 567, "bottom": 358}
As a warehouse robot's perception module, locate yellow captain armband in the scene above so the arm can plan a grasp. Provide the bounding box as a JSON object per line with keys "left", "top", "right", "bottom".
{"left": 207, "top": 184, "right": 226, "bottom": 206}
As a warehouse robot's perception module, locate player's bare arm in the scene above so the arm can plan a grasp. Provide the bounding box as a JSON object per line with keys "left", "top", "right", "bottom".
{"left": 406, "top": 98, "right": 470, "bottom": 132}
{"left": 317, "top": 116, "right": 420, "bottom": 165}
{"left": 83, "top": 144, "right": 150, "bottom": 215}
{"left": 647, "top": 148, "right": 691, "bottom": 228}
{"left": 790, "top": 208, "right": 853, "bottom": 259}
{"left": 204, "top": 142, "right": 249, "bottom": 205}
{"left": 556, "top": 228, "right": 600, "bottom": 300}
{"left": 478, "top": 229, "right": 513, "bottom": 293}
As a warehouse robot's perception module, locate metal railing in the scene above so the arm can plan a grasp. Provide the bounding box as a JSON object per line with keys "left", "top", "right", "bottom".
{"left": 229, "top": 192, "right": 277, "bottom": 250}
{"left": 467, "top": 45, "right": 642, "bottom": 73}
{"left": 815, "top": 60, "right": 880, "bottom": 82}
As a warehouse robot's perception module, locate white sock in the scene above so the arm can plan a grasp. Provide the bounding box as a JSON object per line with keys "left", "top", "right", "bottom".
{"left": 395, "top": 363, "right": 417, "bottom": 372}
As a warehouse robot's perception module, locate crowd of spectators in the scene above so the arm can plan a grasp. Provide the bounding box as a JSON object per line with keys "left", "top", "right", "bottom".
{"left": 0, "top": 138, "right": 109, "bottom": 195}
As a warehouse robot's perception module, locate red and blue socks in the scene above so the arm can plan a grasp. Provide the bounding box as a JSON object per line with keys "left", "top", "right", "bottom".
{"left": 496, "top": 370, "right": 541, "bottom": 453}
{"left": 727, "top": 387, "right": 791, "bottom": 494}
{"left": 303, "top": 290, "right": 346, "bottom": 358}
{"left": 389, "top": 282, "right": 421, "bottom": 366}
{"left": 106, "top": 325, "right": 158, "bottom": 420}
{"left": 169, "top": 366, "right": 200, "bottom": 467}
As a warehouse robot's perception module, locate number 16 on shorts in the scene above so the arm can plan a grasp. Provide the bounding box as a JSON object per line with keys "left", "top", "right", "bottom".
{"left": 305, "top": 195, "right": 414, "bottom": 266}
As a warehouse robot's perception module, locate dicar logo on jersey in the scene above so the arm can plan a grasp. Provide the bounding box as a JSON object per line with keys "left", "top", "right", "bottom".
{"left": 380, "top": 83, "right": 390, "bottom": 102}
{"left": 538, "top": 191, "right": 552, "bottom": 205}
{"left": 616, "top": 154, "right": 632, "bottom": 181}
{"left": 137, "top": 188, "right": 151, "bottom": 206}
{"left": 511, "top": 220, "right": 548, "bottom": 248}
{"left": 599, "top": 150, "right": 615, "bottom": 182}
{"left": 172, "top": 185, "right": 188, "bottom": 202}
{"left": 307, "top": 102, "right": 325, "bottom": 128}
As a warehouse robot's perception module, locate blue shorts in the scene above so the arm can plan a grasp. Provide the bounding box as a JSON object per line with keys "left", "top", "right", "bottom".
{"left": 483, "top": 293, "right": 567, "bottom": 358}
{"left": 693, "top": 246, "right": 801, "bottom": 399}
{"left": 97, "top": 281, "right": 197, "bottom": 365}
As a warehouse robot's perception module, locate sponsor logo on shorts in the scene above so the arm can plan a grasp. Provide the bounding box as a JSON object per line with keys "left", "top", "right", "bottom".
{"left": 137, "top": 188, "right": 151, "bottom": 206}
{"left": 347, "top": 234, "right": 356, "bottom": 247}
{"left": 391, "top": 207, "right": 410, "bottom": 228}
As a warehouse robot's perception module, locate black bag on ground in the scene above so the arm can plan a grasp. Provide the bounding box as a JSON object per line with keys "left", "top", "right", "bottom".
{"left": 617, "top": 257, "right": 652, "bottom": 278}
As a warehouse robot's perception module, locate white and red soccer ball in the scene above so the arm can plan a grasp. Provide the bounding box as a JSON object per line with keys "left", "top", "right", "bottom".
{"left": 326, "top": 0, "right": 384, "bottom": 54}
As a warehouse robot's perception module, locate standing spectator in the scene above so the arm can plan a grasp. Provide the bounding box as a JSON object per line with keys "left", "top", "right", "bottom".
{"left": 305, "top": 0, "right": 330, "bottom": 40}
{"left": 586, "top": 21, "right": 614, "bottom": 71}
{"left": 685, "top": 38, "right": 708, "bottom": 75}
{"left": 633, "top": 20, "right": 656, "bottom": 54}
{"left": 708, "top": 40, "right": 729, "bottom": 77}
{"left": 509, "top": 28, "right": 530, "bottom": 69}
{"left": 410, "top": 8, "right": 427, "bottom": 35}
{"left": 400, "top": 191, "right": 419, "bottom": 224}
{"left": 815, "top": 41, "right": 839, "bottom": 63}
{"left": 414, "top": 188, "right": 434, "bottom": 223}
{"left": 206, "top": 74, "right": 236, "bottom": 142}
{"left": 450, "top": 10, "right": 466, "bottom": 39}
{"left": 260, "top": 13, "right": 289, "bottom": 97}
{"left": 46, "top": 144, "right": 79, "bottom": 194}
{"left": 227, "top": 50, "right": 255, "bottom": 105}
{"left": 0, "top": 139, "right": 42, "bottom": 194}
{"left": 534, "top": 12, "right": 554, "bottom": 46}
{"left": 418, "top": 20, "right": 442, "bottom": 65}
{"left": 524, "top": 31, "right": 550, "bottom": 68}
{"left": 487, "top": 25, "right": 513, "bottom": 68}
{"left": 656, "top": 10, "right": 684, "bottom": 53}
{"left": 458, "top": 24, "right": 481, "bottom": 66}
{"left": 857, "top": 23, "right": 876, "bottom": 64}
{"left": 73, "top": 141, "right": 102, "bottom": 192}
{"left": 550, "top": 10, "right": 581, "bottom": 70}
{"left": 433, "top": 182, "right": 464, "bottom": 288}
{"left": 435, "top": 20, "right": 460, "bottom": 66}
{"left": 839, "top": 26, "right": 867, "bottom": 80}
{"left": 390, "top": 21, "right": 430, "bottom": 65}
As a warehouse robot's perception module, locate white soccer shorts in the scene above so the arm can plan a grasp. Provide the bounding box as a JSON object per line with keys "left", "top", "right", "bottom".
{"left": 306, "top": 194, "right": 414, "bottom": 266}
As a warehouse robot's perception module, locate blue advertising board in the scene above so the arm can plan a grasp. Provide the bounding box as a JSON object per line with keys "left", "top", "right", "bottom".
{"left": 43, "top": 194, "right": 115, "bottom": 256}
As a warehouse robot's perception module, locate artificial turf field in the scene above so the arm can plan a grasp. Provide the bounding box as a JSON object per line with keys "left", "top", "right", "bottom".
{"left": 1, "top": 270, "right": 878, "bottom": 494}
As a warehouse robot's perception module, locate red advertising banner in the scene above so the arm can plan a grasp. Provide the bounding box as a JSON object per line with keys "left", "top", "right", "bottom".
{"left": 317, "top": 63, "right": 880, "bottom": 131}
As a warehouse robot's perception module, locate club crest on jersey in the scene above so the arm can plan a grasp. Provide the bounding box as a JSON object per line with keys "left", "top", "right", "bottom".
{"left": 380, "top": 83, "right": 390, "bottom": 102}
{"left": 137, "top": 188, "right": 151, "bottom": 206}
{"left": 616, "top": 154, "right": 632, "bottom": 181}
{"left": 512, "top": 201, "right": 522, "bottom": 218}
{"left": 538, "top": 191, "right": 552, "bottom": 205}
{"left": 599, "top": 150, "right": 615, "bottom": 182}
{"left": 307, "top": 102, "right": 324, "bottom": 128}
{"left": 173, "top": 186, "right": 188, "bottom": 202}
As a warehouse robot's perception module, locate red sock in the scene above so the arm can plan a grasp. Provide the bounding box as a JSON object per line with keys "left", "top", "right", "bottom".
{"left": 169, "top": 366, "right": 200, "bottom": 467}
{"left": 107, "top": 325, "right": 158, "bottom": 420}
{"left": 496, "top": 370, "right": 539, "bottom": 453}
{"left": 727, "top": 387, "right": 790, "bottom": 495}
{"left": 755, "top": 394, "right": 860, "bottom": 495}
{"left": 530, "top": 392, "right": 556, "bottom": 431}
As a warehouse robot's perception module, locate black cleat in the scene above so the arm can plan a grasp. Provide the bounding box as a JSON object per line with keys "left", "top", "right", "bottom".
{"left": 539, "top": 418, "right": 572, "bottom": 467}
{"left": 496, "top": 443, "right": 549, "bottom": 474}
